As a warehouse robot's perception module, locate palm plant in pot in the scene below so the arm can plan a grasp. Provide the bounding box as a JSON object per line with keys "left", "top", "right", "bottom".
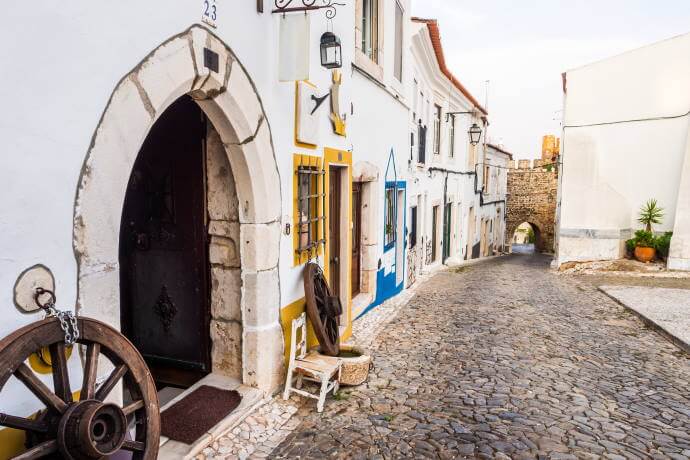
{"left": 632, "top": 199, "right": 664, "bottom": 262}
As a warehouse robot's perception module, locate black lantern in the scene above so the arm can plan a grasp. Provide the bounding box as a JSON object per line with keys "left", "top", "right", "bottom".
{"left": 320, "top": 32, "right": 342, "bottom": 69}
{"left": 468, "top": 123, "right": 482, "bottom": 146}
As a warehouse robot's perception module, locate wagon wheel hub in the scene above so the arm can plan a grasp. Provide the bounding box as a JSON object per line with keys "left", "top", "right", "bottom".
{"left": 0, "top": 317, "right": 160, "bottom": 459}
{"left": 58, "top": 401, "right": 127, "bottom": 459}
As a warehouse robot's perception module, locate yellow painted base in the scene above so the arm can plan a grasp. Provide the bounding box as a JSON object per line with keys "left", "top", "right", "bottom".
{"left": 280, "top": 297, "right": 352, "bottom": 366}
{"left": 0, "top": 426, "right": 26, "bottom": 459}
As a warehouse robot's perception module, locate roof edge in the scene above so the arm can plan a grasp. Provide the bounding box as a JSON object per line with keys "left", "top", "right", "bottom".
{"left": 411, "top": 17, "right": 488, "bottom": 116}
{"left": 487, "top": 143, "right": 514, "bottom": 160}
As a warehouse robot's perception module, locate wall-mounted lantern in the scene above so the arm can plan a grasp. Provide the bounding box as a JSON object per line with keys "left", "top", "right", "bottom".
{"left": 320, "top": 32, "right": 342, "bottom": 69}
{"left": 468, "top": 123, "right": 483, "bottom": 146}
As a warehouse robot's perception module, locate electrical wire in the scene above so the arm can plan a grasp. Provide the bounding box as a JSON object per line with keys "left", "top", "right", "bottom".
{"left": 563, "top": 108, "right": 690, "bottom": 129}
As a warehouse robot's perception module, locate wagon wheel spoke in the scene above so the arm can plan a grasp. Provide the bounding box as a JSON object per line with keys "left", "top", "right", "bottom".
{"left": 48, "top": 342, "right": 72, "bottom": 403}
{"left": 95, "top": 364, "right": 128, "bottom": 401}
{"left": 14, "top": 364, "right": 67, "bottom": 414}
{"left": 11, "top": 440, "right": 57, "bottom": 459}
{"left": 0, "top": 413, "right": 48, "bottom": 433}
{"left": 80, "top": 342, "right": 100, "bottom": 400}
{"left": 121, "top": 440, "right": 146, "bottom": 452}
{"left": 1, "top": 318, "right": 160, "bottom": 459}
{"left": 123, "top": 399, "right": 145, "bottom": 416}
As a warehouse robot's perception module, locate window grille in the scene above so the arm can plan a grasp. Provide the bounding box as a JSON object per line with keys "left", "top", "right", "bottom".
{"left": 384, "top": 186, "right": 396, "bottom": 248}
{"left": 296, "top": 163, "right": 326, "bottom": 256}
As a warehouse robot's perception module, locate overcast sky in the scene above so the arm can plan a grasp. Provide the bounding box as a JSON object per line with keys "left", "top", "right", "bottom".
{"left": 411, "top": 0, "right": 690, "bottom": 159}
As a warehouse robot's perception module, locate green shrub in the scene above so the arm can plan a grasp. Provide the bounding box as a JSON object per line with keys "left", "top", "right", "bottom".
{"left": 630, "top": 230, "right": 655, "bottom": 248}
{"left": 625, "top": 237, "right": 636, "bottom": 254}
{"left": 655, "top": 232, "right": 673, "bottom": 258}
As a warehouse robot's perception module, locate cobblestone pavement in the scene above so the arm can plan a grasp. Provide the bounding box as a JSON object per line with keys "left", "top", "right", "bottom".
{"left": 271, "top": 254, "right": 690, "bottom": 459}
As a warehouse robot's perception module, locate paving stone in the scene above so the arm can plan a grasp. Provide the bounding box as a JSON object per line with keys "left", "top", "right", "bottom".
{"left": 221, "top": 255, "right": 690, "bottom": 459}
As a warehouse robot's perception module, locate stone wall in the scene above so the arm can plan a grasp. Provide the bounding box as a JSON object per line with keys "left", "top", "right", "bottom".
{"left": 206, "top": 123, "right": 243, "bottom": 380}
{"left": 506, "top": 161, "right": 558, "bottom": 252}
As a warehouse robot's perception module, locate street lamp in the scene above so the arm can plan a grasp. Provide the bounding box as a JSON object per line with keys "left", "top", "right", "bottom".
{"left": 320, "top": 32, "right": 342, "bottom": 69}
{"left": 468, "top": 123, "right": 482, "bottom": 146}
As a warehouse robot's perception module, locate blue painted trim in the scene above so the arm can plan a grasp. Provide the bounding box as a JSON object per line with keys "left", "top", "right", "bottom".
{"left": 359, "top": 180, "right": 407, "bottom": 319}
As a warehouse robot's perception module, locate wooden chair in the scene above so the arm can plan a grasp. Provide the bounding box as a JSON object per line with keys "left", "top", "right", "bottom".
{"left": 283, "top": 312, "right": 342, "bottom": 412}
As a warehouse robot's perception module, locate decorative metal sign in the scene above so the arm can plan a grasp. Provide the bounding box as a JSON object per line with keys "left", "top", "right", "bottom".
{"left": 273, "top": 0, "right": 345, "bottom": 19}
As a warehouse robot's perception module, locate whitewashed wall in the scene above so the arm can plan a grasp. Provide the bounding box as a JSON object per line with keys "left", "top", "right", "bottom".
{"left": 557, "top": 32, "right": 690, "bottom": 266}
{"left": 0, "top": 0, "right": 357, "bottom": 416}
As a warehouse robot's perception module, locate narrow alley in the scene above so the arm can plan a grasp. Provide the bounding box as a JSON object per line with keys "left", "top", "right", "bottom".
{"left": 271, "top": 254, "right": 690, "bottom": 459}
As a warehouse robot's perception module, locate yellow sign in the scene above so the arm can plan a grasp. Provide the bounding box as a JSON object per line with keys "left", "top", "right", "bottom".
{"left": 329, "top": 71, "right": 346, "bottom": 136}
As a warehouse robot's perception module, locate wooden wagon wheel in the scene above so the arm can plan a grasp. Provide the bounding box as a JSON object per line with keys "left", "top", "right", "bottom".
{"left": 303, "top": 263, "right": 340, "bottom": 357}
{"left": 0, "top": 317, "right": 159, "bottom": 459}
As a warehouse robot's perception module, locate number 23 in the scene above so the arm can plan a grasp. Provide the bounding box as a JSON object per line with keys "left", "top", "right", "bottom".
{"left": 204, "top": 1, "right": 217, "bottom": 21}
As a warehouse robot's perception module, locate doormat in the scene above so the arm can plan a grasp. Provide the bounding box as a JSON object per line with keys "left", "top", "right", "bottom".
{"left": 161, "top": 385, "right": 242, "bottom": 445}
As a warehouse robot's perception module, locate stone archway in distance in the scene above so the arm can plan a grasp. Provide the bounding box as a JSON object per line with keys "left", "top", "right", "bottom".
{"left": 73, "top": 25, "right": 284, "bottom": 392}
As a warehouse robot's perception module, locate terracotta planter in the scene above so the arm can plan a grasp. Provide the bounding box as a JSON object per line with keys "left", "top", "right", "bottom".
{"left": 634, "top": 246, "right": 656, "bottom": 263}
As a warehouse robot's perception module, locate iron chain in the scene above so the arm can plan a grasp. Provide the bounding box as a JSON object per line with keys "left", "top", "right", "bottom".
{"left": 34, "top": 288, "right": 80, "bottom": 345}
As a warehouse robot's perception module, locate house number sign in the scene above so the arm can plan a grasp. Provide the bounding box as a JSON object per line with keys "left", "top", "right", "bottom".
{"left": 202, "top": 0, "right": 218, "bottom": 28}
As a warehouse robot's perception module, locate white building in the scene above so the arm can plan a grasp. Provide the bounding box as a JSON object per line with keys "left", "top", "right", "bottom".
{"left": 405, "top": 18, "right": 504, "bottom": 289}
{"left": 0, "top": 1, "right": 413, "bottom": 455}
{"left": 556, "top": 32, "right": 690, "bottom": 270}
{"left": 482, "top": 143, "right": 512, "bottom": 255}
{"left": 0, "top": 3, "right": 507, "bottom": 456}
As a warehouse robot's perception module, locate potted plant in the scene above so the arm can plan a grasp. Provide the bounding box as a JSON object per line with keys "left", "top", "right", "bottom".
{"left": 630, "top": 230, "right": 657, "bottom": 263}
{"left": 630, "top": 199, "right": 664, "bottom": 262}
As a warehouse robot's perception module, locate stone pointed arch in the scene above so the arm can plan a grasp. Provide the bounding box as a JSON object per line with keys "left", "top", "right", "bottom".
{"left": 73, "top": 25, "right": 283, "bottom": 392}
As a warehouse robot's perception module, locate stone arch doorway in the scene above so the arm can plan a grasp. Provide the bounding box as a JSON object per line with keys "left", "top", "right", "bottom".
{"left": 510, "top": 221, "right": 544, "bottom": 254}
{"left": 74, "top": 26, "right": 283, "bottom": 392}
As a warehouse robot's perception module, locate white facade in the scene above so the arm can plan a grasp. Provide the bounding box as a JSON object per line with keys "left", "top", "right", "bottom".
{"left": 405, "top": 18, "right": 504, "bottom": 290}
{"left": 0, "top": 3, "right": 506, "bottom": 455}
{"left": 0, "top": 0, "right": 401, "bottom": 435}
{"left": 556, "top": 32, "right": 690, "bottom": 269}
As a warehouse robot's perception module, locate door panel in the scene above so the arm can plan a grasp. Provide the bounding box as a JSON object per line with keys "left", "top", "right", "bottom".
{"left": 431, "top": 205, "right": 439, "bottom": 262}
{"left": 120, "top": 96, "right": 210, "bottom": 387}
{"left": 443, "top": 203, "right": 451, "bottom": 261}
{"left": 329, "top": 166, "right": 341, "bottom": 296}
{"left": 351, "top": 182, "right": 362, "bottom": 296}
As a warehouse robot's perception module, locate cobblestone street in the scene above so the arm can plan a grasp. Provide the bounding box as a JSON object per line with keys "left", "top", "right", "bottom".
{"left": 271, "top": 254, "right": 690, "bottom": 459}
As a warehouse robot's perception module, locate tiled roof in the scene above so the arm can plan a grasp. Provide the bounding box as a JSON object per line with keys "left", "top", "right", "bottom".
{"left": 411, "top": 17, "right": 488, "bottom": 116}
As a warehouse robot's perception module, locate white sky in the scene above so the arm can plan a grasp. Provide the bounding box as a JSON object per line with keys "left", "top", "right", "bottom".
{"left": 411, "top": 0, "right": 690, "bottom": 159}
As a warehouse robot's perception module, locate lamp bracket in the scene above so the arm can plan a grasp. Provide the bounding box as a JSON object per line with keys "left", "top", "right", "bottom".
{"left": 273, "top": 0, "right": 345, "bottom": 19}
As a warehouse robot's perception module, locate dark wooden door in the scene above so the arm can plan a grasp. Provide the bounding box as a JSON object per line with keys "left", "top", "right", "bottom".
{"left": 431, "top": 205, "right": 439, "bottom": 262}
{"left": 120, "top": 96, "right": 210, "bottom": 388}
{"left": 329, "top": 166, "right": 341, "bottom": 297}
{"left": 351, "top": 182, "right": 362, "bottom": 296}
{"left": 443, "top": 203, "right": 452, "bottom": 261}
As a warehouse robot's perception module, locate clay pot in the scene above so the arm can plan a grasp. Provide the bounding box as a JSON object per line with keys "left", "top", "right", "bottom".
{"left": 634, "top": 246, "right": 656, "bottom": 263}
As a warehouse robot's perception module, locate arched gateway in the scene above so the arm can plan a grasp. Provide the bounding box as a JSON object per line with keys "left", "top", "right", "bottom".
{"left": 73, "top": 26, "right": 284, "bottom": 392}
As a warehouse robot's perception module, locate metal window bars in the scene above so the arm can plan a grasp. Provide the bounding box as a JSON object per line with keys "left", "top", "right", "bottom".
{"left": 296, "top": 162, "right": 326, "bottom": 258}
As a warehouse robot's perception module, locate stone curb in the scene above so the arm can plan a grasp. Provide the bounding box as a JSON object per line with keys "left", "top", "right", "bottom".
{"left": 597, "top": 287, "right": 690, "bottom": 355}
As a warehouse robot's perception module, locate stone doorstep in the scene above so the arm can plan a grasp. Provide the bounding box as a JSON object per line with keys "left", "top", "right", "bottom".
{"left": 158, "top": 373, "right": 266, "bottom": 460}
